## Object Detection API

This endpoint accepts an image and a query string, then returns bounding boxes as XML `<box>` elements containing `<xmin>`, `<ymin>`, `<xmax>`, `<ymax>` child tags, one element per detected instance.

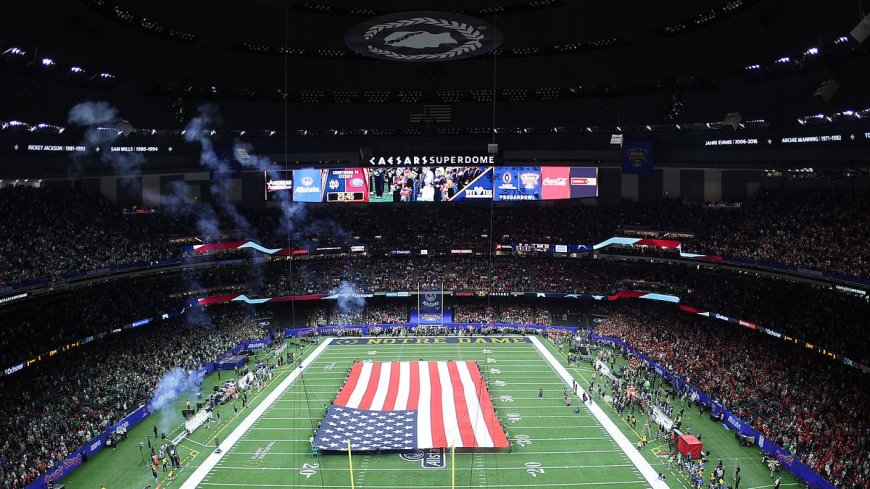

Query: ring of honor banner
<box><xmin>414</xmin><ymin>287</ymin><xmax>449</xmax><ymax>324</ymax></box>
<box><xmin>621</xmin><ymin>141</ymin><xmax>655</xmax><ymax>174</ymax></box>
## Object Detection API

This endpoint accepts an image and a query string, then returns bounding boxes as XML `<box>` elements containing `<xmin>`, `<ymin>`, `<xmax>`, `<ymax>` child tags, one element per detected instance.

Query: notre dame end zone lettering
<box><xmin>332</xmin><ymin>337</ymin><xmax>532</xmax><ymax>346</ymax></box>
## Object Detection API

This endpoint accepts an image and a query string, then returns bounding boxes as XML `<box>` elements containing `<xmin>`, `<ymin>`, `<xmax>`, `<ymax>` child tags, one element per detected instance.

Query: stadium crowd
<box><xmin>2</xmin><ymin>186</ymin><xmax>870</xmax><ymax>288</ymax></box>
<box><xmin>4</xmin><ymin>254</ymin><xmax>868</xmax><ymax>372</ymax></box>
<box><xmin>596</xmin><ymin>304</ymin><xmax>870</xmax><ymax>489</ymax></box>
<box><xmin>308</xmin><ymin>304</ymin><xmax>409</xmax><ymax>326</ymax></box>
<box><xmin>0</xmin><ymin>307</ymin><xmax>264</xmax><ymax>489</ymax></box>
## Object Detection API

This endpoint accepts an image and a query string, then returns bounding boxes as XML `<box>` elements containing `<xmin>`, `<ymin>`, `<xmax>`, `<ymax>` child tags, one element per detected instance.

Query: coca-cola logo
<box><xmin>543</xmin><ymin>177</ymin><xmax>567</xmax><ymax>186</ymax></box>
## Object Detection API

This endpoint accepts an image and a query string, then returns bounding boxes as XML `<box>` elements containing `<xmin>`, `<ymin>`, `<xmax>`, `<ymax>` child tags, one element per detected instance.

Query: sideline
<box><xmin>179</xmin><ymin>338</ymin><xmax>334</xmax><ymax>489</ymax></box>
<box><xmin>528</xmin><ymin>335</ymin><xmax>668</xmax><ymax>489</ymax></box>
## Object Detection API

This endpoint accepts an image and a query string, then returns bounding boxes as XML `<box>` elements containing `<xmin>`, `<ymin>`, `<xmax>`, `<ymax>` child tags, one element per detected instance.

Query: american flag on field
<box><xmin>314</xmin><ymin>361</ymin><xmax>509</xmax><ymax>451</ymax></box>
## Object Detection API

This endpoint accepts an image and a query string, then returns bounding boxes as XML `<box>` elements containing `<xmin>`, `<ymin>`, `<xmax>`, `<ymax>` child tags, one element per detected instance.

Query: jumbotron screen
<box><xmin>266</xmin><ymin>166</ymin><xmax>597</xmax><ymax>202</ymax></box>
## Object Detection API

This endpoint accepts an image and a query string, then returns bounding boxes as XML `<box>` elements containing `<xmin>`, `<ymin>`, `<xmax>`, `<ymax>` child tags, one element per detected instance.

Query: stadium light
<box><xmin>70</xmin><ymin>66</ymin><xmax>84</xmax><ymax>73</ymax></box>
<box><xmin>41</xmin><ymin>58</ymin><xmax>54</xmax><ymax>66</ymax></box>
<box><xmin>3</xmin><ymin>47</ymin><xmax>25</xmax><ymax>56</ymax></box>
<box><xmin>804</xmin><ymin>47</ymin><xmax>819</xmax><ymax>55</ymax></box>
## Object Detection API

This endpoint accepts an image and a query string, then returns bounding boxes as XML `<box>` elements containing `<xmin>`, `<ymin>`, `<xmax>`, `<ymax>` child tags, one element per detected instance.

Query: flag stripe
<box><xmin>334</xmin><ymin>363</ymin><xmax>363</xmax><ymax>406</ymax></box>
<box><xmin>468</xmin><ymin>361</ymin><xmax>509</xmax><ymax>447</ymax></box>
<box><xmin>438</xmin><ymin>361</ymin><xmax>462</xmax><ymax>448</ymax></box>
<box><xmin>406</xmin><ymin>361</ymin><xmax>420</xmax><ymax>410</ymax></box>
<box><xmin>428</xmin><ymin>362</ymin><xmax>447</xmax><ymax>448</ymax></box>
<box><xmin>455</xmin><ymin>361</ymin><xmax>494</xmax><ymax>447</ymax></box>
<box><xmin>416</xmin><ymin>361</ymin><xmax>433</xmax><ymax>448</ymax></box>
<box><xmin>381</xmin><ymin>361</ymin><xmax>402</xmax><ymax>411</ymax></box>
<box><xmin>447</xmin><ymin>361</ymin><xmax>477</xmax><ymax>447</ymax></box>
<box><xmin>358</xmin><ymin>362</ymin><xmax>383</xmax><ymax>410</ymax></box>
<box><xmin>368</xmin><ymin>361</ymin><xmax>392</xmax><ymax>410</ymax></box>
<box><xmin>346</xmin><ymin>362</ymin><xmax>374</xmax><ymax>408</ymax></box>
<box><xmin>394</xmin><ymin>361</ymin><xmax>412</xmax><ymax>410</ymax></box>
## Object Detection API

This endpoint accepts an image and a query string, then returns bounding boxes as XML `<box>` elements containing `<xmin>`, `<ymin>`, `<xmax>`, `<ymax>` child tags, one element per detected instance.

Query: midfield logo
<box><xmin>399</xmin><ymin>448</ymin><xmax>446</xmax><ymax>468</ymax></box>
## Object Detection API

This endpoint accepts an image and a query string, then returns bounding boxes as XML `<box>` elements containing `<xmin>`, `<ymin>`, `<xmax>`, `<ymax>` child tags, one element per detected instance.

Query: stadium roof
<box><xmin>2</xmin><ymin>0</ymin><xmax>869</xmax><ymax>132</ymax></box>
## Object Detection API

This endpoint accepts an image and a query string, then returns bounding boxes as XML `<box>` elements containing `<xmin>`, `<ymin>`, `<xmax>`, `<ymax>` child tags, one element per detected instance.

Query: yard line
<box><xmin>220</xmin><ymin>448</ymin><xmax>628</xmax><ymax>456</ymax></box>
<box><xmin>208</xmin><ymin>463</ymin><xmax>636</xmax><ymax>471</ymax></box>
<box><xmin>198</xmin><ymin>481</ymin><xmax>649</xmax><ymax>488</ymax></box>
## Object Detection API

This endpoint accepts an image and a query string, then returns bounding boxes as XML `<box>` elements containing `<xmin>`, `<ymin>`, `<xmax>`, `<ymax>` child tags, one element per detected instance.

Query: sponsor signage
<box><xmin>4</xmin><ymin>363</ymin><xmax>24</xmax><ymax>376</ymax></box>
<box><xmin>0</xmin><ymin>292</ymin><xmax>27</xmax><ymax>304</ymax></box>
<box><xmin>367</xmin><ymin>155</ymin><xmax>496</xmax><ymax>166</ymax></box>
<box><xmin>494</xmin><ymin>166</ymin><xmax>597</xmax><ymax>201</ymax></box>
<box><xmin>265</xmin><ymin>172</ymin><xmax>292</xmax><ymax>196</ymax></box>
<box><xmin>834</xmin><ymin>284</ymin><xmax>866</xmax><ymax>296</ymax></box>
<box><xmin>291</xmin><ymin>169</ymin><xmax>323</xmax><ymax>202</ymax></box>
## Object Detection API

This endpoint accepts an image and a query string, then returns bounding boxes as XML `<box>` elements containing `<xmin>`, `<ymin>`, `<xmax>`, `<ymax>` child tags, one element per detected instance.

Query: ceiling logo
<box><xmin>346</xmin><ymin>12</ymin><xmax>502</xmax><ymax>62</ymax></box>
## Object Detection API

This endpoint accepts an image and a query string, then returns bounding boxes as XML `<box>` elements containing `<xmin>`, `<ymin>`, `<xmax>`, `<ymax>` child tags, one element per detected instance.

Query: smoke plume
<box><xmin>334</xmin><ymin>280</ymin><xmax>366</xmax><ymax>313</ymax></box>
<box><xmin>150</xmin><ymin>367</ymin><xmax>204</xmax><ymax>435</ymax></box>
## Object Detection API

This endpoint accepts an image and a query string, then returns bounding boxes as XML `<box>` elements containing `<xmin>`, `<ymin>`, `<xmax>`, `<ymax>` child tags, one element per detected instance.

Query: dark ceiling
<box><xmin>1</xmin><ymin>0</ymin><xmax>869</xmax><ymax>131</ymax></box>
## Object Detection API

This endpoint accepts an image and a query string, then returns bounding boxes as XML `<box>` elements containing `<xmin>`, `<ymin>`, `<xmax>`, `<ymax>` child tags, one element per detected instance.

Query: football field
<box><xmin>187</xmin><ymin>337</ymin><xmax>657</xmax><ymax>489</ymax></box>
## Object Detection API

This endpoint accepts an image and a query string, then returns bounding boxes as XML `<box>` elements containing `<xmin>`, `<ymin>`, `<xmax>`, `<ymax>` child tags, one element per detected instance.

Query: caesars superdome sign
<box><xmin>346</xmin><ymin>12</ymin><xmax>502</xmax><ymax>62</ymax></box>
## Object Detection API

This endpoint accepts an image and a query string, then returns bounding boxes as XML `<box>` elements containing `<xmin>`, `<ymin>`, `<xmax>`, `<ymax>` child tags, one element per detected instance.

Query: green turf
<box><xmin>63</xmin><ymin>337</ymin><xmax>808</xmax><ymax>489</ymax></box>
<box><xmin>62</xmin><ymin>339</ymin><xmax>319</xmax><ymax>489</ymax></box>
<box><xmin>547</xmin><ymin>340</ymin><xmax>803</xmax><ymax>489</ymax></box>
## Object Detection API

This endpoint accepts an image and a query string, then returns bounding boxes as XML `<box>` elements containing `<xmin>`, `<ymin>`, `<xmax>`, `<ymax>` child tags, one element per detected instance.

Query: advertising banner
<box><xmin>495</xmin><ymin>167</ymin><xmax>598</xmax><ymax>200</ymax></box>
<box><xmin>233</xmin><ymin>338</ymin><xmax>272</xmax><ymax>354</ymax></box>
<box><xmin>264</xmin><ymin>169</ymin><xmax>293</xmax><ymax>200</ymax></box>
<box><xmin>541</xmin><ymin>166</ymin><xmax>571</xmax><ymax>200</ymax></box>
<box><xmin>292</xmin><ymin>169</ymin><xmax>323</xmax><ymax>202</ymax></box>
<box><xmin>569</xmin><ymin>167</ymin><xmax>599</xmax><ymax>198</ymax></box>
